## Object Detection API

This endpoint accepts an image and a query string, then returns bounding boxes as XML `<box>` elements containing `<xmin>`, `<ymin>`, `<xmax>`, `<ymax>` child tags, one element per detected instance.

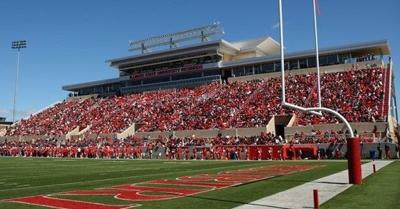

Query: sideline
<box><xmin>233</xmin><ymin>160</ymin><xmax>393</xmax><ymax>209</ymax></box>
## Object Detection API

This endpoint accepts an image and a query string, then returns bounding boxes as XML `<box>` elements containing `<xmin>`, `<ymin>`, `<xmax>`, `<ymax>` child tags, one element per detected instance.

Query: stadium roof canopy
<box><xmin>220</xmin><ymin>39</ymin><xmax>390</xmax><ymax>68</ymax></box>
<box><xmin>62</xmin><ymin>77</ymin><xmax>130</xmax><ymax>91</ymax></box>
<box><xmin>107</xmin><ymin>36</ymin><xmax>281</xmax><ymax>70</ymax></box>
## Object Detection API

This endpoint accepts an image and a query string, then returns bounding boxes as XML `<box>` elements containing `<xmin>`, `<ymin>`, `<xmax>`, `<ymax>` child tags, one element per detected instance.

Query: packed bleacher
<box><xmin>5</xmin><ymin>67</ymin><xmax>386</xmax><ymax>136</ymax></box>
<box><xmin>296</xmin><ymin>67</ymin><xmax>385</xmax><ymax>125</ymax></box>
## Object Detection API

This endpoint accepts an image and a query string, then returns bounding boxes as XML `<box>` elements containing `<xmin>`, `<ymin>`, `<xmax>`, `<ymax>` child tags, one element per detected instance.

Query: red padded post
<box><xmin>313</xmin><ymin>189</ymin><xmax>319</xmax><ymax>209</ymax></box>
<box><xmin>347</xmin><ymin>137</ymin><xmax>362</xmax><ymax>184</ymax></box>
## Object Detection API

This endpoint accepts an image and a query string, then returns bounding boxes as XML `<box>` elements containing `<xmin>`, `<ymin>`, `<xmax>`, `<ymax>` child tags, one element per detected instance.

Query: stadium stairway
<box><xmin>65</xmin><ymin>125</ymin><xmax>92</xmax><ymax>140</ymax></box>
<box><xmin>116</xmin><ymin>123</ymin><xmax>136</xmax><ymax>139</ymax></box>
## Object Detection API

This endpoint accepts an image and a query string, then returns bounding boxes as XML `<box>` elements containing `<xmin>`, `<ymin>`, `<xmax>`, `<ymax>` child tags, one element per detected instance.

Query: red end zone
<box><xmin>5</xmin><ymin>195</ymin><xmax>138</xmax><ymax>209</ymax></box>
<box><xmin>3</xmin><ymin>164</ymin><xmax>316</xmax><ymax>209</ymax></box>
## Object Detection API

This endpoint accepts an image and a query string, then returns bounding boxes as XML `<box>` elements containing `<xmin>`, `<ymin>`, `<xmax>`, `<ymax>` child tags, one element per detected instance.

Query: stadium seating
<box><xmin>6</xmin><ymin>67</ymin><xmax>386</xmax><ymax>136</ymax></box>
<box><xmin>296</xmin><ymin>67</ymin><xmax>385</xmax><ymax>125</ymax></box>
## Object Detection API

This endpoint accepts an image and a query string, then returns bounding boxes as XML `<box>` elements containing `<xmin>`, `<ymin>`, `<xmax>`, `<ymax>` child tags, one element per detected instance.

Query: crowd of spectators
<box><xmin>0</xmin><ymin>131</ymin><xmax>284</xmax><ymax>160</ymax></box>
<box><xmin>296</xmin><ymin>67</ymin><xmax>385</xmax><ymax>125</ymax></box>
<box><xmin>0</xmin><ymin>136</ymin><xmax>145</xmax><ymax>159</ymax></box>
<box><xmin>6</xmin><ymin>67</ymin><xmax>386</xmax><ymax>136</ymax></box>
<box><xmin>291</xmin><ymin>129</ymin><xmax>374</xmax><ymax>144</ymax></box>
<box><xmin>0</xmin><ymin>128</ymin><xmax>385</xmax><ymax>160</ymax></box>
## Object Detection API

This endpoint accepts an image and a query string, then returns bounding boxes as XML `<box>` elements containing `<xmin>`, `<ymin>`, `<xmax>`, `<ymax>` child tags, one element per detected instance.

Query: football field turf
<box><xmin>0</xmin><ymin>157</ymin><xmax>397</xmax><ymax>209</ymax></box>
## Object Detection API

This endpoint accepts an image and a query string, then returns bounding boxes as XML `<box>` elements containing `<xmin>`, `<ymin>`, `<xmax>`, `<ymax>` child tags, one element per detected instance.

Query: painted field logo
<box><xmin>3</xmin><ymin>165</ymin><xmax>316</xmax><ymax>209</ymax></box>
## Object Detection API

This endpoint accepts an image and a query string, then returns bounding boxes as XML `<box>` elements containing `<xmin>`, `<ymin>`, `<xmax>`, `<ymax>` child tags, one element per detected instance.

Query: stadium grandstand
<box><xmin>2</xmin><ymin>0</ymin><xmax>400</xmax><ymax>208</ymax></box>
<box><xmin>1</xmin><ymin>23</ymin><xmax>398</xmax><ymax>160</ymax></box>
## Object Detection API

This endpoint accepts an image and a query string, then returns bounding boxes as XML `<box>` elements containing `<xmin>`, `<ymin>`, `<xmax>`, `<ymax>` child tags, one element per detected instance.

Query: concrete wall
<box><xmin>0</xmin><ymin>135</ymin><xmax>65</xmax><ymax>142</ymax></box>
<box><xmin>85</xmin><ymin>133</ymin><xmax>116</xmax><ymax>140</ymax></box>
<box><xmin>135</xmin><ymin>127</ymin><xmax>268</xmax><ymax>139</ymax></box>
<box><xmin>316</xmin><ymin>142</ymin><xmax>397</xmax><ymax>159</ymax></box>
<box><xmin>285</xmin><ymin>122</ymin><xmax>387</xmax><ymax>137</ymax></box>
<box><xmin>135</xmin><ymin>131</ymin><xmax>172</xmax><ymax>139</ymax></box>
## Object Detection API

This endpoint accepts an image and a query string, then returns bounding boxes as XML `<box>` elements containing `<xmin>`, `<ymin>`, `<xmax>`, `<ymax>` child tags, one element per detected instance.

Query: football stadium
<box><xmin>0</xmin><ymin>0</ymin><xmax>399</xmax><ymax>209</ymax></box>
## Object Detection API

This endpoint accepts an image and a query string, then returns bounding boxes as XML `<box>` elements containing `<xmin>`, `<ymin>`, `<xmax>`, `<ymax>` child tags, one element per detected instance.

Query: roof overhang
<box><xmin>230</xmin><ymin>36</ymin><xmax>280</xmax><ymax>55</ymax></box>
<box><xmin>106</xmin><ymin>36</ymin><xmax>281</xmax><ymax>70</ymax></box>
<box><xmin>62</xmin><ymin>76</ymin><xmax>130</xmax><ymax>91</ymax></box>
<box><xmin>107</xmin><ymin>40</ymin><xmax>225</xmax><ymax>69</ymax></box>
<box><xmin>220</xmin><ymin>39</ymin><xmax>390</xmax><ymax>68</ymax></box>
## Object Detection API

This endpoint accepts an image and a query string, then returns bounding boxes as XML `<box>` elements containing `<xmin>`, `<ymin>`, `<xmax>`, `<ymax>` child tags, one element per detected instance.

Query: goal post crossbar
<box><xmin>283</xmin><ymin>103</ymin><xmax>354</xmax><ymax>138</ymax></box>
<box><xmin>277</xmin><ymin>0</ymin><xmax>353</xmax><ymax>137</ymax></box>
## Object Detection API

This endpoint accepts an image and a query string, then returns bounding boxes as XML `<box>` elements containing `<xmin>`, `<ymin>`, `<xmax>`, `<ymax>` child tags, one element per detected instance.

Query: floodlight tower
<box><xmin>277</xmin><ymin>0</ymin><xmax>362</xmax><ymax>184</ymax></box>
<box><xmin>128</xmin><ymin>22</ymin><xmax>223</xmax><ymax>54</ymax></box>
<box><xmin>11</xmin><ymin>40</ymin><xmax>27</xmax><ymax>123</ymax></box>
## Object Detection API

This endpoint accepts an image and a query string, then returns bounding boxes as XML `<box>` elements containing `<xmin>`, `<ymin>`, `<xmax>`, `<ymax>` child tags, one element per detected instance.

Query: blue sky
<box><xmin>0</xmin><ymin>0</ymin><xmax>399</xmax><ymax>121</ymax></box>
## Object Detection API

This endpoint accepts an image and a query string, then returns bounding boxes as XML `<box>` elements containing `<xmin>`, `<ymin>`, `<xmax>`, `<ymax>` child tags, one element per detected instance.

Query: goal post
<box><xmin>277</xmin><ymin>0</ymin><xmax>362</xmax><ymax>184</ymax></box>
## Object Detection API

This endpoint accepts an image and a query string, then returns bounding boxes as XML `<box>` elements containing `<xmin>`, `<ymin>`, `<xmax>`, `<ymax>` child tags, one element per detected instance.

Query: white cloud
<box><xmin>272</xmin><ymin>22</ymin><xmax>280</xmax><ymax>30</ymax></box>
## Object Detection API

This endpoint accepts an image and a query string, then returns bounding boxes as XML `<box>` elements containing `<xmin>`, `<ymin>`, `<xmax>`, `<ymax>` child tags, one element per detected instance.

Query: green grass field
<box><xmin>321</xmin><ymin>160</ymin><xmax>400</xmax><ymax>209</ymax></box>
<box><xmin>0</xmin><ymin>157</ymin><xmax>397</xmax><ymax>209</ymax></box>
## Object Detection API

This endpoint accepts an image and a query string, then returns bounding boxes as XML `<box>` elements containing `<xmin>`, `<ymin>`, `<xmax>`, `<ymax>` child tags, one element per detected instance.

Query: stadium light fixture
<box><xmin>278</xmin><ymin>0</ymin><xmax>362</xmax><ymax>184</ymax></box>
<box><xmin>129</xmin><ymin>22</ymin><xmax>224</xmax><ymax>54</ymax></box>
<box><xmin>11</xmin><ymin>40</ymin><xmax>27</xmax><ymax>123</ymax></box>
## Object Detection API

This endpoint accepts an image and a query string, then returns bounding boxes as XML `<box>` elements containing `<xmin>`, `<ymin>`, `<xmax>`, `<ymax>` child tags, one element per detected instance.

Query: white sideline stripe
<box><xmin>233</xmin><ymin>160</ymin><xmax>393</xmax><ymax>209</ymax></box>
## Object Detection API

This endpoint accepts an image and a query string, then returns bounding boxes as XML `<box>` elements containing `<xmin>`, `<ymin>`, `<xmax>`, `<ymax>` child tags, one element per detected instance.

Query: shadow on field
<box><xmin>265</xmin><ymin>178</ymin><xmax>349</xmax><ymax>186</ymax></box>
<box><xmin>182</xmin><ymin>176</ymin><xmax>292</xmax><ymax>209</ymax></box>
<box><xmin>263</xmin><ymin>175</ymin><xmax>348</xmax><ymax>185</ymax></box>
<box><xmin>185</xmin><ymin>195</ymin><xmax>291</xmax><ymax>209</ymax></box>
<box><xmin>183</xmin><ymin>174</ymin><xmax>348</xmax><ymax>208</ymax></box>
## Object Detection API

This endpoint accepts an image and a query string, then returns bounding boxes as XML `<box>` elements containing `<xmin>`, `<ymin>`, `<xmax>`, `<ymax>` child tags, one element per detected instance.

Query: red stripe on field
<box><xmin>112</xmin><ymin>184</ymin><xmax>206</xmax><ymax>201</ymax></box>
<box><xmin>61</xmin><ymin>189</ymin><xmax>118</xmax><ymax>196</ymax></box>
<box><xmin>215</xmin><ymin>174</ymin><xmax>267</xmax><ymax>183</ymax></box>
<box><xmin>62</xmin><ymin>185</ymin><xmax>205</xmax><ymax>201</ymax></box>
<box><xmin>6</xmin><ymin>195</ymin><xmax>134</xmax><ymax>209</ymax></box>
<box><xmin>177</xmin><ymin>174</ymin><xmax>215</xmax><ymax>181</ymax></box>
<box><xmin>115</xmin><ymin>191</ymin><xmax>178</xmax><ymax>201</ymax></box>
<box><xmin>112</xmin><ymin>184</ymin><xmax>204</xmax><ymax>195</ymax></box>
<box><xmin>148</xmin><ymin>179</ymin><xmax>233</xmax><ymax>189</ymax></box>
<box><xmin>62</xmin><ymin>189</ymin><xmax>176</xmax><ymax>201</ymax></box>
